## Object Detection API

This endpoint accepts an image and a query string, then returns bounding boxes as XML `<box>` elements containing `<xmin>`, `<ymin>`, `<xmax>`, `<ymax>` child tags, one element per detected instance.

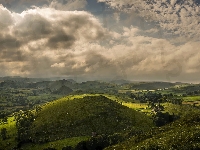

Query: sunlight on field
<box><xmin>183</xmin><ymin>96</ymin><xmax>200</xmax><ymax>101</ymax></box>
<box><xmin>122</xmin><ymin>102</ymin><xmax>147</xmax><ymax>109</ymax></box>
<box><xmin>122</xmin><ymin>102</ymin><xmax>152</xmax><ymax>115</ymax></box>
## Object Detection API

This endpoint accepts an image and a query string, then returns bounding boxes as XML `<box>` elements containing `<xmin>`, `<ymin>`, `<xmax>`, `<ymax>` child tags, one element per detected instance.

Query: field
<box><xmin>183</xmin><ymin>96</ymin><xmax>200</xmax><ymax>101</ymax></box>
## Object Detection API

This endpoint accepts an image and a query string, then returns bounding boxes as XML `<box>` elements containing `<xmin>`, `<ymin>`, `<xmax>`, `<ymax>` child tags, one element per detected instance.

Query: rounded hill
<box><xmin>30</xmin><ymin>95</ymin><xmax>153</xmax><ymax>143</ymax></box>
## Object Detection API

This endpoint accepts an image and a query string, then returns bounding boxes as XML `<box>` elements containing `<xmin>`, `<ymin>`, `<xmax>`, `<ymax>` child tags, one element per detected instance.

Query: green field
<box><xmin>183</xmin><ymin>96</ymin><xmax>200</xmax><ymax>101</ymax></box>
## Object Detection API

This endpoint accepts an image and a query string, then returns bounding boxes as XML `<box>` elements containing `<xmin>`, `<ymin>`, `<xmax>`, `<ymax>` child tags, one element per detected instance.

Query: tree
<box><xmin>14</xmin><ymin>110</ymin><xmax>35</xmax><ymax>142</ymax></box>
<box><xmin>2</xmin><ymin>116</ymin><xmax>8</xmax><ymax>123</ymax></box>
<box><xmin>153</xmin><ymin>112</ymin><xmax>175</xmax><ymax>127</ymax></box>
<box><xmin>1</xmin><ymin>128</ymin><xmax>7</xmax><ymax>140</ymax></box>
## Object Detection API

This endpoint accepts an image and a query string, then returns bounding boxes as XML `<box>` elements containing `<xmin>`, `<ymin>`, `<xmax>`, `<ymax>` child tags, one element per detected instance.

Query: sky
<box><xmin>0</xmin><ymin>0</ymin><xmax>200</xmax><ymax>82</ymax></box>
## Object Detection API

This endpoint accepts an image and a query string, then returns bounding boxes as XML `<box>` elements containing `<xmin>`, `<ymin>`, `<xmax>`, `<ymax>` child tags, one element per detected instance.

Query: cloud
<box><xmin>49</xmin><ymin>0</ymin><xmax>87</xmax><ymax>11</ymax></box>
<box><xmin>0</xmin><ymin>4</ymin><xmax>14</xmax><ymax>30</ymax></box>
<box><xmin>51</xmin><ymin>62</ymin><xmax>65</xmax><ymax>68</ymax></box>
<box><xmin>0</xmin><ymin>5</ymin><xmax>108</xmax><ymax>77</ymax></box>
<box><xmin>6</xmin><ymin>6</ymin><xmax>106</xmax><ymax>48</ymax></box>
<box><xmin>98</xmin><ymin>0</ymin><xmax>200</xmax><ymax>41</ymax></box>
<box><xmin>0</xmin><ymin>3</ymin><xmax>200</xmax><ymax>82</ymax></box>
<box><xmin>0</xmin><ymin>0</ymin><xmax>87</xmax><ymax>12</ymax></box>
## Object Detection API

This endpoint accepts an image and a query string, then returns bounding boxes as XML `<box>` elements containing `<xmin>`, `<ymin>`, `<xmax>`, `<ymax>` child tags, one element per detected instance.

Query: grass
<box><xmin>122</xmin><ymin>102</ymin><xmax>147</xmax><ymax>109</ymax></box>
<box><xmin>121</xmin><ymin>102</ymin><xmax>151</xmax><ymax>114</ymax></box>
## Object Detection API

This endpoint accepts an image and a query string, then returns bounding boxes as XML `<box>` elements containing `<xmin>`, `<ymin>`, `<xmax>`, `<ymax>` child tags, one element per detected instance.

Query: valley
<box><xmin>0</xmin><ymin>77</ymin><xmax>200</xmax><ymax>150</ymax></box>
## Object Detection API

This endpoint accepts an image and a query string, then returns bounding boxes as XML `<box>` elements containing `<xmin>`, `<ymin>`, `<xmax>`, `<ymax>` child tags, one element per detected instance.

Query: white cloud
<box><xmin>0</xmin><ymin>4</ymin><xmax>14</xmax><ymax>30</ymax></box>
<box><xmin>98</xmin><ymin>0</ymin><xmax>200</xmax><ymax>41</ymax></box>
<box><xmin>51</xmin><ymin>63</ymin><xmax>65</xmax><ymax>68</ymax></box>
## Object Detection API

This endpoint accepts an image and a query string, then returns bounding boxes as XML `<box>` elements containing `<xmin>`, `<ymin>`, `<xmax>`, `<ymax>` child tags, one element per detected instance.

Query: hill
<box><xmin>29</xmin><ymin>95</ymin><xmax>153</xmax><ymax>143</ymax></box>
<box><xmin>127</xmin><ymin>82</ymin><xmax>182</xmax><ymax>90</ymax></box>
<box><xmin>105</xmin><ymin>109</ymin><xmax>200</xmax><ymax>150</ymax></box>
<box><xmin>52</xmin><ymin>85</ymin><xmax>73</xmax><ymax>95</ymax></box>
<box><xmin>110</xmin><ymin>79</ymin><xmax>133</xmax><ymax>85</ymax></box>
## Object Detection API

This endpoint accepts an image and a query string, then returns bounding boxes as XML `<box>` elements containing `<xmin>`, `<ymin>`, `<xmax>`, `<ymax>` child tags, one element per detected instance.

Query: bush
<box><xmin>0</xmin><ymin>128</ymin><xmax>7</xmax><ymax>140</ymax></box>
<box><xmin>74</xmin><ymin>141</ymin><xmax>88</xmax><ymax>150</ymax></box>
<box><xmin>62</xmin><ymin>146</ymin><xmax>73</xmax><ymax>150</ymax></box>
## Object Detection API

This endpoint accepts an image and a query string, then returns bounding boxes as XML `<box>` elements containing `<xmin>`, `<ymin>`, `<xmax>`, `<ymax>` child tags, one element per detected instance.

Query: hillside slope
<box><xmin>29</xmin><ymin>95</ymin><xmax>153</xmax><ymax>143</ymax></box>
<box><xmin>105</xmin><ymin>110</ymin><xmax>200</xmax><ymax>150</ymax></box>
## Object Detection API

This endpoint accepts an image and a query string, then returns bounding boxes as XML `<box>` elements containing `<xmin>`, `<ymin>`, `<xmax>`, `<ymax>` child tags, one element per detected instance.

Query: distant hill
<box><xmin>30</xmin><ymin>95</ymin><xmax>153</xmax><ymax>143</ymax></box>
<box><xmin>110</xmin><ymin>79</ymin><xmax>133</xmax><ymax>85</ymax></box>
<box><xmin>0</xmin><ymin>76</ymin><xmax>50</xmax><ymax>83</ymax></box>
<box><xmin>52</xmin><ymin>85</ymin><xmax>73</xmax><ymax>95</ymax></box>
<box><xmin>129</xmin><ymin>82</ymin><xmax>181</xmax><ymax>90</ymax></box>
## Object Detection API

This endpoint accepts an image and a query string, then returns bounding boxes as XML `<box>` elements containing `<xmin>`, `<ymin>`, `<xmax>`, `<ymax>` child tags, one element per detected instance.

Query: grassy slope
<box><xmin>105</xmin><ymin>108</ymin><xmax>200</xmax><ymax>150</ymax></box>
<box><xmin>30</xmin><ymin>95</ymin><xmax>153</xmax><ymax>143</ymax></box>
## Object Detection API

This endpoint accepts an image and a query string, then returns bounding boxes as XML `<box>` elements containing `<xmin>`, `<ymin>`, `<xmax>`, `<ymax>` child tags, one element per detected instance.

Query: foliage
<box><xmin>14</xmin><ymin>110</ymin><xmax>36</xmax><ymax>143</ymax></box>
<box><xmin>74</xmin><ymin>133</ymin><xmax>125</xmax><ymax>150</ymax></box>
<box><xmin>0</xmin><ymin>128</ymin><xmax>7</xmax><ymax>140</ymax></box>
<box><xmin>152</xmin><ymin>112</ymin><xmax>177</xmax><ymax>127</ymax></box>
<box><xmin>21</xmin><ymin>136</ymin><xmax>89</xmax><ymax>150</ymax></box>
<box><xmin>105</xmin><ymin>109</ymin><xmax>200</xmax><ymax>150</ymax></box>
<box><xmin>0</xmin><ymin>116</ymin><xmax>18</xmax><ymax>149</ymax></box>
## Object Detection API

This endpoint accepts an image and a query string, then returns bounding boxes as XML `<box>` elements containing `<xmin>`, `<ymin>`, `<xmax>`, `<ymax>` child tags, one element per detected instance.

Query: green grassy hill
<box><xmin>105</xmin><ymin>109</ymin><xmax>200</xmax><ymax>150</ymax></box>
<box><xmin>29</xmin><ymin>95</ymin><xmax>153</xmax><ymax>143</ymax></box>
